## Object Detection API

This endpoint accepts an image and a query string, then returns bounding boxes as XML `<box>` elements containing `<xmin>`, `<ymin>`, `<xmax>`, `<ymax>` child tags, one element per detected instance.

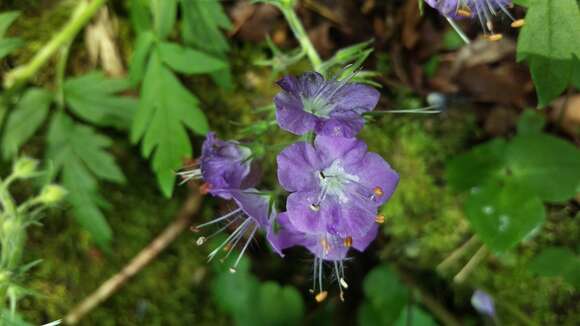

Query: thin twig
<box><xmin>64</xmin><ymin>191</ymin><xmax>203</xmax><ymax>324</ymax></box>
<box><xmin>453</xmin><ymin>245</ymin><xmax>489</xmax><ymax>284</ymax></box>
<box><xmin>437</xmin><ymin>235</ymin><xmax>480</xmax><ymax>273</ymax></box>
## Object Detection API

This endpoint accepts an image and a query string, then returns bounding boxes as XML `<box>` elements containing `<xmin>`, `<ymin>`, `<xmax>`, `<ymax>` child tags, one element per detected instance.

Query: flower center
<box><xmin>316</xmin><ymin>160</ymin><xmax>359</xmax><ymax>204</ymax></box>
<box><xmin>302</xmin><ymin>96</ymin><xmax>333</xmax><ymax>118</ymax></box>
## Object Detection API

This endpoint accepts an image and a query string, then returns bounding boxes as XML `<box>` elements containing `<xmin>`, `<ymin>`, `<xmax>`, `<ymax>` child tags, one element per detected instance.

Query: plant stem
<box><xmin>453</xmin><ymin>245</ymin><xmax>489</xmax><ymax>284</ymax></box>
<box><xmin>437</xmin><ymin>235</ymin><xmax>480</xmax><ymax>272</ymax></box>
<box><xmin>280</xmin><ymin>4</ymin><xmax>322</xmax><ymax>72</ymax></box>
<box><xmin>2</xmin><ymin>0</ymin><xmax>107</xmax><ymax>90</ymax></box>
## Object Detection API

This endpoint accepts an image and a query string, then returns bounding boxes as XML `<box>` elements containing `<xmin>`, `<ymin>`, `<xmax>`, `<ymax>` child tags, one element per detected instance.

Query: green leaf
<box><xmin>129</xmin><ymin>31</ymin><xmax>155</xmax><ymax>85</ymax></box>
<box><xmin>517</xmin><ymin>0</ymin><xmax>580</xmax><ymax>106</ymax></box>
<box><xmin>0</xmin><ymin>11</ymin><xmax>20</xmax><ymax>37</ymax></box>
<box><xmin>255</xmin><ymin>282</ymin><xmax>304</xmax><ymax>326</ymax></box>
<box><xmin>529</xmin><ymin>247</ymin><xmax>580</xmax><ymax>288</ymax></box>
<box><xmin>2</xmin><ymin>88</ymin><xmax>52</xmax><ymax>159</ymax></box>
<box><xmin>64</xmin><ymin>72</ymin><xmax>137</xmax><ymax>130</ymax></box>
<box><xmin>131</xmin><ymin>51</ymin><xmax>208</xmax><ymax>196</ymax></box>
<box><xmin>158</xmin><ymin>42</ymin><xmax>227</xmax><ymax>74</ymax></box>
<box><xmin>130</xmin><ymin>0</ymin><xmax>152</xmax><ymax>34</ymax></box>
<box><xmin>465</xmin><ymin>181</ymin><xmax>545</xmax><ymax>252</ymax></box>
<box><xmin>517</xmin><ymin>110</ymin><xmax>545</xmax><ymax>135</ymax></box>
<box><xmin>394</xmin><ymin>306</ymin><xmax>437</xmax><ymax>326</ymax></box>
<box><xmin>359</xmin><ymin>265</ymin><xmax>409</xmax><ymax>325</ymax></box>
<box><xmin>446</xmin><ymin>139</ymin><xmax>507</xmax><ymax>192</ymax></box>
<box><xmin>513</xmin><ymin>0</ymin><xmax>529</xmax><ymax>7</ymax></box>
<box><xmin>506</xmin><ymin>133</ymin><xmax>580</xmax><ymax>203</ymax></box>
<box><xmin>150</xmin><ymin>0</ymin><xmax>177</xmax><ymax>39</ymax></box>
<box><xmin>47</xmin><ymin>113</ymin><xmax>125</xmax><ymax>248</ymax></box>
<box><xmin>0</xmin><ymin>37</ymin><xmax>23</xmax><ymax>59</ymax></box>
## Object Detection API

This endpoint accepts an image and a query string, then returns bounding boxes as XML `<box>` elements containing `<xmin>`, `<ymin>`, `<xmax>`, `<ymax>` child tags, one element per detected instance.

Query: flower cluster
<box><xmin>424</xmin><ymin>0</ymin><xmax>524</xmax><ymax>41</ymax></box>
<box><xmin>184</xmin><ymin>72</ymin><xmax>399</xmax><ymax>301</ymax></box>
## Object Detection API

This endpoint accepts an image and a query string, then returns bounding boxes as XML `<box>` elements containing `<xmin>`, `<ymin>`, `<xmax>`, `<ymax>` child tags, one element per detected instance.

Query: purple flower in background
<box><xmin>471</xmin><ymin>290</ymin><xmax>496</xmax><ymax>319</ymax></box>
<box><xmin>424</xmin><ymin>0</ymin><xmax>524</xmax><ymax>40</ymax></box>
<box><xmin>267</xmin><ymin>212</ymin><xmax>379</xmax><ymax>302</ymax></box>
<box><xmin>277</xmin><ymin>136</ymin><xmax>399</xmax><ymax>239</ymax></box>
<box><xmin>194</xmin><ymin>189</ymin><xmax>274</xmax><ymax>273</ymax></box>
<box><xmin>179</xmin><ymin>132</ymin><xmax>257</xmax><ymax>199</ymax></box>
<box><xmin>274</xmin><ymin>72</ymin><xmax>380</xmax><ymax>137</ymax></box>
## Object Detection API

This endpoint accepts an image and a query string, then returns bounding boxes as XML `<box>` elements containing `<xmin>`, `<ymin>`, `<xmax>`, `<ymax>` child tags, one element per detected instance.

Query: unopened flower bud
<box><xmin>12</xmin><ymin>157</ymin><xmax>38</xmax><ymax>179</ymax></box>
<box><xmin>39</xmin><ymin>184</ymin><xmax>67</xmax><ymax>205</ymax></box>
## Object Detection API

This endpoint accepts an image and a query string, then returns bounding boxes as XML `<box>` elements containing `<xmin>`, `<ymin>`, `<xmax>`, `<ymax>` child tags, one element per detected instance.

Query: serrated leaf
<box><xmin>2</xmin><ymin>88</ymin><xmax>52</xmax><ymax>159</ymax></box>
<box><xmin>0</xmin><ymin>11</ymin><xmax>20</xmax><ymax>37</ymax></box>
<box><xmin>529</xmin><ymin>247</ymin><xmax>580</xmax><ymax>288</ymax></box>
<box><xmin>446</xmin><ymin>139</ymin><xmax>507</xmax><ymax>192</ymax></box>
<box><xmin>465</xmin><ymin>181</ymin><xmax>545</xmax><ymax>252</ymax></box>
<box><xmin>63</xmin><ymin>72</ymin><xmax>137</xmax><ymax>129</ymax></box>
<box><xmin>158</xmin><ymin>42</ymin><xmax>227</xmax><ymax>74</ymax></box>
<box><xmin>517</xmin><ymin>0</ymin><xmax>580</xmax><ymax>106</ymax></box>
<box><xmin>129</xmin><ymin>31</ymin><xmax>155</xmax><ymax>85</ymax></box>
<box><xmin>150</xmin><ymin>0</ymin><xmax>177</xmax><ymax>40</ymax></box>
<box><xmin>131</xmin><ymin>50</ymin><xmax>208</xmax><ymax>196</ymax></box>
<box><xmin>47</xmin><ymin>113</ymin><xmax>125</xmax><ymax>248</ymax></box>
<box><xmin>506</xmin><ymin>133</ymin><xmax>580</xmax><ymax>203</ymax></box>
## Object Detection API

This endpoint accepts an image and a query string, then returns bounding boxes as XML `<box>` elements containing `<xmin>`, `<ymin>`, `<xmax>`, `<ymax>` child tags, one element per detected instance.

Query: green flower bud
<box><xmin>12</xmin><ymin>157</ymin><xmax>39</xmax><ymax>179</ymax></box>
<box><xmin>39</xmin><ymin>184</ymin><xmax>67</xmax><ymax>205</ymax></box>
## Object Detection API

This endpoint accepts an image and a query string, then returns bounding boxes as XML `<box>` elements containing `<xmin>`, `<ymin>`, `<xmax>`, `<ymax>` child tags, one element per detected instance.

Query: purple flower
<box><xmin>267</xmin><ymin>212</ymin><xmax>378</xmax><ymax>301</ymax></box>
<box><xmin>277</xmin><ymin>136</ymin><xmax>399</xmax><ymax>239</ymax></box>
<box><xmin>424</xmin><ymin>0</ymin><xmax>524</xmax><ymax>38</ymax></box>
<box><xmin>194</xmin><ymin>189</ymin><xmax>274</xmax><ymax>273</ymax></box>
<box><xmin>471</xmin><ymin>290</ymin><xmax>496</xmax><ymax>319</ymax></box>
<box><xmin>274</xmin><ymin>72</ymin><xmax>380</xmax><ymax>138</ymax></box>
<box><xmin>179</xmin><ymin>132</ymin><xmax>258</xmax><ymax>199</ymax></box>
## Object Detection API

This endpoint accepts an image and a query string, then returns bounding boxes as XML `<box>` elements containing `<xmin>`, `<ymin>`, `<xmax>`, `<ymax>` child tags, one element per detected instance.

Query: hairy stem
<box><xmin>2</xmin><ymin>0</ymin><xmax>107</xmax><ymax>90</ymax></box>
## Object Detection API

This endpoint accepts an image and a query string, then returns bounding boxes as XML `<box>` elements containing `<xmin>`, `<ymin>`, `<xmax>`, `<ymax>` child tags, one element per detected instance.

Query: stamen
<box><xmin>207</xmin><ymin>218</ymin><xmax>251</xmax><ymax>261</ymax></box>
<box><xmin>375</xmin><ymin>215</ymin><xmax>385</xmax><ymax>224</ymax></box>
<box><xmin>486</xmin><ymin>33</ymin><xmax>503</xmax><ymax>41</ymax></box>
<box><xmin>195</xmin><ymin>208</ymin><xmax>242</xmax><ymax>230</ymax></box>
<box><xmin>511</xmin><ymin>19</ymin><xmax>525</xmax><ymax>28</ymax></box>
<box><xmin>229</xmin><ymin>267</ymin><xmax>237</xmax><ymax>273</ymax></box>
<box><xmin>196</xmin><ymin>236</ymin><xmax>206</xmax><ymax>246</ymax></box>
<box><xmin>343</xmin><ymin>236</ymin><xmax>353</xmax><ymax>248</ymax></box>
<box><xmin>310</xmin><ymin>203</ymin><xmax>320</xmax><ymax>212</ymax></box>
<box><xmin>315</xmin><ymin>291</ymin><xmax>328</xmax><ymax>303</ymax></box>
<box><xmin>190</xmin><ymin>226</ymin><xmax>200</xmax><ymax>233</ymax></box>
<box><xmin>340</xmin><ymin>278</ymin><xmax>349</xmax><ymax>289</ymax></box>
<box><xmin>200</xmin><ymin>182</ymin><xmax>211</xmax><ymax>194</ymax></box>
<box><xmin>320</xmin><ymin>238</ymin><xmax>331</xmax><ymax>255</ymax></box>
<box><xmin>373</xmin><ymin>186</ymin><xmax>384</xmax><ymax>198</ymax></box>
<box><xmin>457</xmin><ymin>8</ymin><xmax>472</xmax><ymax>17</ymax></box>
<box><xmin>230</xmin><ymin>223</ymin><xmax>259</xmax><ymax>272</ymax></box>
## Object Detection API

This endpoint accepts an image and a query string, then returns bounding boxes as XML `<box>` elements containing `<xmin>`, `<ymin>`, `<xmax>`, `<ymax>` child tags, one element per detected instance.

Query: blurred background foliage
<box><xmin>0</xmin><ymin>0</ymin><xmax>579</xmax><ymax>325</ymax></box>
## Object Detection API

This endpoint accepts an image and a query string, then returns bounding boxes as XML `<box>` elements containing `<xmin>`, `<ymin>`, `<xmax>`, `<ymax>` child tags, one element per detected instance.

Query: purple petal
<box><xmin>276</xmin><ymin>75</ymin><xmax>299</xmax><ymax>93</ymax></box>
<box><xmin>274</xmin><ymin>92</ymin><xmax>318</xmax><ymax>135</ymax></box>
<box><xmin>314</xmin><ymin>136</ymin><xmax>367</xmax><ymax>166</ymax></box>
<box><xmin>230</xmin><ymin>189</ymin><xmax>271</xmax><ymax>228</ymax></box>
<box><xmin>345</xmin><ymin>152</ymin><xmax>399</xmax><ymax>206</ymax></box>
<box><xmin>315</xmin><ymin>113</ymin><xmax>365</xmax><ymax>138</ymax></box>
<box><xmin>267</xmin><ymin>212</ymin><xmax>306</xmax><ymax>257</ymax></box>
<box><xmin>297</xmin><ymin>72</ymin><xmax>326</xmax><ymax>97</ymax></box>
<box><xmin>331</xmin><ymin>83</ymin><xmax>380</xmax><ymax>114</ymax></box>
<box><xmin>471</xmin><ymin>290</ymin><xmax>496</xmax><ymax>318</ymax></box>
<box><xmin>352</xmin><ymin>223</ymin><xmax>379</xmax><ymax>252</ymax></box>
<box><xmin>276</xmin><ymin>142</ymin><xmax>321</xmax><ymax>192</ymax></box>
<box><xmin>286</xmin><ymin>191</ymin><xmax>327</xmax><ymax>234</ymax></box>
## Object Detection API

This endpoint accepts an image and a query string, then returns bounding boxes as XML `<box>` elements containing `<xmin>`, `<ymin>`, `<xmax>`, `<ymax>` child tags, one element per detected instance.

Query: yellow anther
<box><xmin>315</xmin><ymin>291</ymin><xmax>328</xmax><ymax>303</ymax></box>
<box><xmin>457</xmin><ymin>8</ymin><xmax>472</xmax><ymax>17</ymax></box>
<box><xmin>190</xmin><ymin>226</ymin><xmax>200</xmax><ymax>233</ymax></box>
<box><xmin>320</xmin><ymin>238</ymin><xmax>331</xmax><ymax>254</ymax></box>
<box><xmin>196</xmin><ymin>236</ymin><xmax>206</xmax><ymax>246</ymax></box>
<box><xmin>343</xmin><ymin>236</ymin><xmax>353</xmax><ymax>248</ymax></box>
<box><xmin>310</xmin><ymin>203</ymin><xmax>320</xmax><ymax>212</ymax></box>
<box><xmin>486</xmin><ymin>34</ymin><xmax>503</xmax><ymax>42</ymax></box>
<box><xmin>375</xmin><ymin>215</ymin><xmax>385</xmax><ymax>224</ymax></box>
<box><xmin>511</xmin><ymin>19</ymin><xmax>525</xmax><ymax>28</ymax></box>
<box><xmin>340</xmin><ymin>278</ymin><xmax>349</xmax><ymax>289</ymax></box>
<box><xmin>373</xmin><ymin>186</ymin><xmax>384</xmax><ymax>198</ymax></box>
<box><xmin>223</xmin><ymin>243</ymin><xmax>232</xmax><ymax>252</ymax></box>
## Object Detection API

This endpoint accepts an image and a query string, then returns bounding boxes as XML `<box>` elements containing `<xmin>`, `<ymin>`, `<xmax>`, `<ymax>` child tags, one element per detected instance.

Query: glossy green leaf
<box><xmin>47</xmin><ymin>113</ymin><xmax>125</xmax><ymax>248</ymax></box>
<box><xmin>64</xmin><ymin>72</ymin><xmax>137</xmax><ymax>130</ymax></box>
<box><xmin>506</xmin><ymin>133</ymin><xmax>580</xmax><ymax>203</ymax></box>
<box><xmin>150</xmin><ymin>0</ymin><xmax>177</xmax><ymax>40</ymax></box>
<box><xmin>446</xmin><ymin>139</ymin><xmax>507</xmax><ymax>192</ymax></box>
<box><xmin>131</xmin><ymin>51</ymin><xmax>208</xmax><ymax>196</ymax></box>
<box><xmin>158</xmin><ymin>42</ymin><xmax>227</xmax><ymax>74</ymax></box>
<box><xmin>2</xmin><ymin>88</ymin><xmax>52</xmax><ymax>159</ymax></box>
<box><xmin>517</xmin><ymin>0</ymin><xmax>580</xmax><ymax>106</ymax></box>
<box><xmin>529</xmin><ymin>247</ymin><xmax>580</xmax><ymax>288</ymax></box>
<box><xmin>465</xmin><ymin>181</ymin><xmax>545</xmax><ymax>252</ymax></box>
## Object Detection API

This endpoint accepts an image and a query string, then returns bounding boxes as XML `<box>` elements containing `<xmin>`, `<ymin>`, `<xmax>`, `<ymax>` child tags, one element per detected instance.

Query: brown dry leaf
<box><xmin>456</xmin><ymin>64</ymin><xmax>528</xmax><ymax>106</ymax></box>
<box><xmin>231</xmin><ymin>3</ymin><xmax>280</xmax><ymax>42</ymax></box>
<box><xmin>484</xmin><ymin>107</ymin><xmax>520</xmax><ymax>136</ymax></box>
<box><xmin>449</xmin><ymin>37</ymin><xmax>516</xmax><ymax>77</ymax></box>
<box><xmin>308</xmin><ymin>22</ymin><xmax>335</xmax><ymax>58</ymax></box>
<box><xmin>551</xmin><ymin>94</ymin><xmax>580</xmax><ymax>136</ymax></box>
<box><xmin>402</xmin><ymin>0</ymin><xmax>421</xmax><ymax>49</ymax></box>
<box><xmin>84</xmin><ymin>6</ymin><xmax>124</xmax><ymax>77</ymax></box>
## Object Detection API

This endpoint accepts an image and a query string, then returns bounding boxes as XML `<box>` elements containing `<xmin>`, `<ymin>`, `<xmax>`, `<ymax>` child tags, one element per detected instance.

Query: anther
<box><xmin>320</xmin><ymin>238</ymin><xmax>331</xmax><ymax>254</ymax></box>
<box><xmin>315</xmin><ymin>291</ymin><xmax>328</xmax><ymax>303</ymax></box>
<box><xmin>343</xmin><ymin>236</ymin><xmax>353</xmax><ymax>248</ymax></box>
<box><xmin>229</xmin><ymin>267</ymin><xmax>237</xmax><ymax>274</ymax></box>
<box><xmin>200</xmin><ymin>182</ymin><xmax>211</xmax><ymax>195</ymax></box>
<box><xmin>339</xmin><ymin>291</ymin><xmax>345</xmax><ymax>302</ymax></box>
<box><xmin>310</xmin><ymin>203</ymin><xmax>320</xmax><ymax>212</ymax></box>
<box><xmin>486</xmin><ymin>20</ymin><xmax>494</xmax><ymax>32</ymax></box>
<box><xmin>375</xmin><ymin>215</ymin><xmax>385</xmax><ymax>224</ymax></box>
<box><xmin>486</xmin><ymin>34</ymin><xmax>503</xmax><ymax>42</ymax></box>
<box><xmin>373</xmin><ymin>186</ymin><xmax>384</xmax><ymax>198</ymax></box>
<box><xmin>190</xmin><ymin>226</ymin><xmax>200</xmax><ymax>233</ymax></box>
<box><xmin>457</xmin><ymin>8</ymin><xmax>472</xmax><ymax>17</ymax></box>
<box><xmin>223</xmin><ymin>243</ymin><xmax>232</xmax><ymax>252</ymax></box>
<box><xmin>196</xmin><ymin>236</ymin><xmax>206</xmax><ymax>246</ymax></box>
<box><xmin>340</xmin><ymin>278</ymin><xmax>349</xmax><ymax>289</ymax></box>
<box><xmin>511</xmin><ymin>19</ymin><xmax>525</xmax><ymax>28</ymax></box>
